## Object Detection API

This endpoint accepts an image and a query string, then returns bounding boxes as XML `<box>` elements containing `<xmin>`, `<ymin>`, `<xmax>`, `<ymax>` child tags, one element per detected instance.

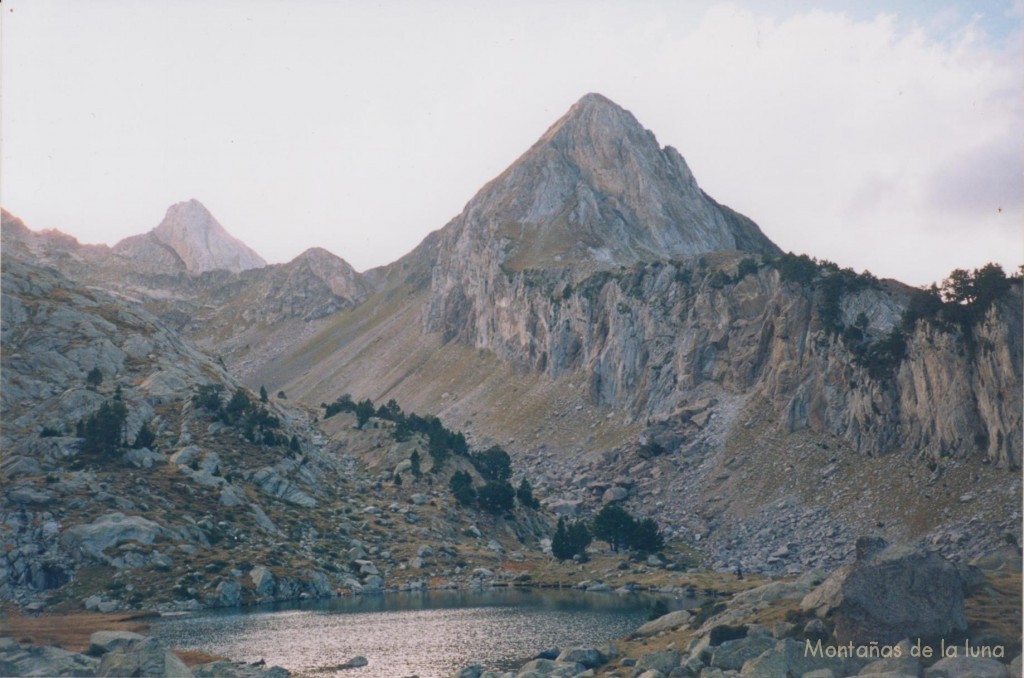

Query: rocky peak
<box><xmin>425</xmin><ymin>93</ymin><xmax>781</xmax><ymax>344</ymax></box>
<box><xmin>286</xmin><ymin>247</ymin><xmax>367</xmax><ymax>301</ymax></box>
<box><xmin>115</xmin><ymin>199</ymin><xmax>266</xmax><ymax>274</ymax></box>
<box><xmin>441</xmin><ymin>93</ymin><xmax>779</xmax><ymax>275</ymax></box>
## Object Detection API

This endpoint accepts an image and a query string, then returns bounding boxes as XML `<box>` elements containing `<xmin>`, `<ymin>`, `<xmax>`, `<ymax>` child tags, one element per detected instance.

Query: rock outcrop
<box><xmin>801</xmin><ymin>537</ymin><xmax>968</xmax><ymax>644</ymax></box>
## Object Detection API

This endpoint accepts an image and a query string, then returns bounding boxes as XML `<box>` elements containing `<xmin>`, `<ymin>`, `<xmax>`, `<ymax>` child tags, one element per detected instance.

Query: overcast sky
<box><xmin>2</xmin><ymin>1</ymin><xmax>1021</xmax><ymax>286</ymax></box>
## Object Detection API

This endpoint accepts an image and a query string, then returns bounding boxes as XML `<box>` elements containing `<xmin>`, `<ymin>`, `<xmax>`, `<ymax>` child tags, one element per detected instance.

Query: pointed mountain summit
<box><xmin>438</xmin><ymin>93</ymin><xmax>778</xmax><ymax>273</ymax></box>
<box><xmin>115</xmin><ymin>199</ymin><xmax>266</xmax><ymax>274</ymax></box>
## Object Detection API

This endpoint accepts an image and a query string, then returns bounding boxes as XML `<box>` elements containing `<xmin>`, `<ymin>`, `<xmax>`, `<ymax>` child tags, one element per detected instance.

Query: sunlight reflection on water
<box><xmin>151</xmin><ymin>589</ymin><xmax>670</xmax><ymax>677</ymax></box>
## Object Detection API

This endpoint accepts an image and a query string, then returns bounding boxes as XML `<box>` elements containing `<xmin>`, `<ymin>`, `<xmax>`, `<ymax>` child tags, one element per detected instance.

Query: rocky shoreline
<box><xmin>3</xmin><ymin>537</ymin><xmax>1020</xmax><ymax>678</ymax></box>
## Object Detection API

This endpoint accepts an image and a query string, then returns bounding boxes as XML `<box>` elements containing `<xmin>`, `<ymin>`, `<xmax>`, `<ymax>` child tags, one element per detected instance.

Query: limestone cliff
<box><xmin>432</xmin><ymin>254</ymin><xmax>1020</xmax><ymax>468</ymax></box>
<box><xmin>400</xmin><ymin>94</ymin><xmax>1021</xmax><ymax>470</ymax></box>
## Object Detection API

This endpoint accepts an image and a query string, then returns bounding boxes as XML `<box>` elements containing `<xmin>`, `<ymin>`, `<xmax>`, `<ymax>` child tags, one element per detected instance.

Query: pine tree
<box><xmin>552</xmin><ymin>518</ymin><xmax>591</xmax><ymax>560</ymax></box>
<box><xmin>629</xmin><ymin>518</ymin><xmax>664</xmax><ymax>554</ymax></box>
<box><xmin>260</xmin><ymin>385</ymin><xmax>269</xmax><ymax>403</ymax></box>
<box><xmin>133</xmin><ymin>422</ymin><xmax>156</xmax><ymax>449</ymax></box>
<box><xmin>552</xmin><ymin>518</ymin><xmax>573</xmax><ymax>560</ymax></box>
<box><xmin>449</xmin><ymin>470</ymin><xmax>476</xmax><ymax>506</ymax></box>
<box><xmin>86</xmin><ymin>367</ymin><xmax>103</xmax><ymax>389</ymax></box>
<box><xmin>355</xmin><ymin>399</ymin><xmax>375</xmax><ymax>428</ymax></box>
<box><xmin>516</xmin><ymin>478</ymin><xmax>540</xmax><ymax>509</ymax></box>
<box><xmin>593</xmin><ymin>504</ymin><xmax>635</xmax><ymax>552</ymax></box>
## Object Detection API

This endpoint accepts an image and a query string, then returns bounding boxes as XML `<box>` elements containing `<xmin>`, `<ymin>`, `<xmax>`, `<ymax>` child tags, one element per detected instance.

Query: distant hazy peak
<box><xmin>286</xmin><ymin>246</ymin><xmax>367</xmax><ymax>300</ymax></box>
<box><xmin>147</xmin><ymin>199</ymin><xmax>266</xmax><ymax>274</ymax></box>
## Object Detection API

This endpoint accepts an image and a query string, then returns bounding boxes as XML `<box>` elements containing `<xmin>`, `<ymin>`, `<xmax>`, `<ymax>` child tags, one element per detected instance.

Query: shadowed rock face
<box><xmin>115</xmin><ymin>199</ymin><xmax>266</xmax><ymax>273</ymax></box>
<box><xmin>801</xmin><ymin>537</ymin><xmax>968</xmax><ymax>645</ymax></box>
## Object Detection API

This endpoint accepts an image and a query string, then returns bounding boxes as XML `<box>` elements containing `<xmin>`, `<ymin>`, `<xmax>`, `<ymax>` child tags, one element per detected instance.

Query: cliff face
<box><xmin>423</xmin><ymin>253</ymin><xmax>1021</xmax><ymax>469</ymax></box>
<box><xmin>402</xmin><ymin>94</ymin><xmax>1021</xmax><ymax>471</ymax></box>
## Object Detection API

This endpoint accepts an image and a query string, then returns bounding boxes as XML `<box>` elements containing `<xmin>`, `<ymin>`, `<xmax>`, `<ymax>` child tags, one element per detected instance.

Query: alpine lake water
<box><xmin>150</xmin><ymin>588</ymin><xmax>697</xmax><ymax>677</ymax></box>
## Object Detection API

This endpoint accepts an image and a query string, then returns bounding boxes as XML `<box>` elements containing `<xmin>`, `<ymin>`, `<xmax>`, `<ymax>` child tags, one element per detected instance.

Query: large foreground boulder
<box><xmin>0</xmin><ymin>637</ymin><xmax>100</xmax><ymax>677</ymax></box>
<box><xmin>801</xmin><ymin>537</ymin><xmax>967</xmax><ymax>644</ymax></box>
<box><xmin>96</xmin><ymin>636</ymin><xmax>192</xmax><ymax>677</ymax></box>
<box><xmin>60</xmin><ymin>512</ymin><xmax>164</xmax><ymax>561</ymax></box>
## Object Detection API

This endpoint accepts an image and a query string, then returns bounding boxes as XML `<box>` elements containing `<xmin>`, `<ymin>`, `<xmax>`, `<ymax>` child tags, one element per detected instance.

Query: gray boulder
<box><xmin>123</xmin><ymin>447</ymin><xmax>164</xmax><ymax>469</ymax></box>
<box><xmin>0</xmin><ymin>640</ymin><xmax>101</xmax><ymax>677</ymax></box>
<box><xmin>252</xmin><ymin>467</ymin><xmax>317</xmax><ymax>507</ymax></box>
<box><xmin>250</xmin><ymin>565</ymin><xmax>276</xmax><ymax>596</ymax></box>
<box><xmin>708</xmin><ymin>634</ymin><xmax>775</xmax><ymax>670</ymax></box>
<box><xmin>632</xmin><ymin>649</ymin><xmax>680</xmax><ymax>675</ymax></box>
<box><xmin>88</xmin><ymin>631</ymin><xmax>146</xmax><ymax>656</ymax></box>
<box><xmin>602</xmin><ymin>486</ymin><xmax>628</xmax><ymax>503</ymax></box>
<box><xmin>170</xmin><ymin>445</ymin><xmax>203</xmax><ymax>467</ymax></box>
<box><xmin>515</xmin><ymin>658</ymin><xmax>585</xmax><ymax>676</ymax></box>
<box><xmin>61</xmin><ymin>512</ymin><xmax>163</xmax><ymax>561</ymax></box>
<box><xmin>801</xmin><ymin>538</ymin><xmax>967</xmax><ymax>645</ymax></box>
<box><xmin>740</xmin><ymin>638</ymin><xmax>863</xmax><ymax>677</ymax></box>
<box><xmin>858</xmin><ymin>654</ymin><xmax>921</xmax><ymax>676</ymax></box>
<box><xmin>212</xmin><ymin>579</ymin><xmax>242</xmax><ymax>607</ymax></box>
<box><xmin>556</xmin><ymin>647</ymin><xmax>606</xmax><ymax>668</ymax></box>
<box><xmin>924</xmin><ymin>656</ymin><xmax>1009</xmax><ymax>677</ymax></box>
<box><xmin>95</xmin><ymin>636</ymin><xmax>192</xmax><ymax>677</ymax></box>
<box><xmin>192</xmin><ymin>660</ymin><xmax>289</xmax><ymax>677</ymax></box>
<box><xmin>634</xmin><ymin>610</ymin><xmax>692</xmax><ymax>637</ymax></box>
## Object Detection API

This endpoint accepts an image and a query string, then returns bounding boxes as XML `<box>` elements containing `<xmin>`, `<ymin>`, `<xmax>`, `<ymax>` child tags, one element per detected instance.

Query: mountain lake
<box><xmin>149</xmin><ymin>588</ymin><xmax>694</xmax><ymax>677</ymax></box>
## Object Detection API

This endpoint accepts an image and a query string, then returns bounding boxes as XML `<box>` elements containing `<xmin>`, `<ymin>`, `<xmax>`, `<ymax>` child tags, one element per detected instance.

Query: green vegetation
<box><xmin>193</xmin><ymin>384</ymin><xmax>284</xmax><ymax>446</ymax></box>
<box><xmin>592</xmin><ymin>503</ymin><xmax>664</xmax><ymax>554</ymax></box>
<box><xmin>354</xmin><ymin>398</ymin><xmax>375</xmax><ymax>428</ymax></box>
<box><xmin>193</xmin><ymin>384</ymin><xmax>225</xmax><ymax>411</ymax></box>
<box><xmin>472</xmin><ymin>446</ymin><xmax>512</xmax><ymax>482</ymax></box>
<box><xmin>903</xmin><ymin>263</ymin><xmax>1014</xmax><ymax>332</ymax></box>
<box><xmin>477</xmin><ymin>481</ymin><xmax>515</xmax><ymax>515</ymax></box>
<box><xmin>737</xmin><ymin>257</ymin><xmax>759</xmax><ymax>279</ymax></box>
<box><xmin>78</xmin><ymin>399</ymin><xmax>128</xmax><ymax>453</ymax></box>
<box><xmin>322</xmin><ymin>393</ymin><xmax>355</xmax><ymax>418</ymax></box>
<box><xmin>86</xmin><ymin>367</ymin><xmax>103</xmax><ymax>390</ymax></box>
<box><xmin>592</xmin><ymin>504</ymin><xmax>635</xmax><ymax>552</ymax></box>
<box><xmin>768</xmin><ymin>254</ymin><xmax>1018</xmax><ymax>379</ymax></box>
<box><xmin>516</xmin><ymin>478</ymin><xmax>540</xmax><ymax>509</ymax></box>
<box><xmin>133</xmin><ymin>422</ymin><xmax>156</xmax><ymax>449</ymax></box>
<box><xmin>449</xmin><ymin>471</ymin><xmax>476</xmax><ymax>506</ymax></box>
<box><xmin>324</xmin><ymin>393</ymin><xmax>543</xmax><ymax>515</ymax></box>
<box><xmin>552</xmin><ymin>517</ymin><xmax>592</xmax><ymax>561</ymax></box>
<box><xmin>631</xmin><ymin>517</ymin><xmax>666</xmax><ymax>553</ymax></box>
<box><xmin>774</xmin><ymin>252</ymin><xmax>819</xmax><ymax>285</ymax></box>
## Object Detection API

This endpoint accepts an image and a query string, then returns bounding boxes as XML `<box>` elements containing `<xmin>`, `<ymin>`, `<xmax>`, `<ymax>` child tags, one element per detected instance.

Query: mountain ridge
<box><xmin>2</xmin><ymin>93</ymin><xmax>1020</xmax><ymax>585</ymax></box>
